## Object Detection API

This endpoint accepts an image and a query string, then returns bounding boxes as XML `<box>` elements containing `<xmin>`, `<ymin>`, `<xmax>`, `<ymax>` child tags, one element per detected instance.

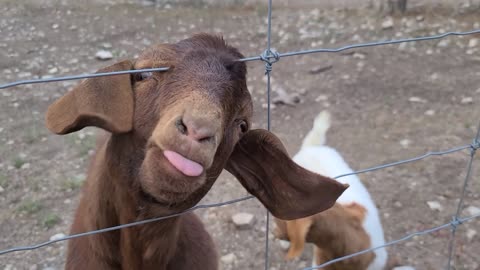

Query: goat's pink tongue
<box><xmin>163</xmin><ymin>150</ymin><xmax>203</xmax><ymax>177</ymax></box>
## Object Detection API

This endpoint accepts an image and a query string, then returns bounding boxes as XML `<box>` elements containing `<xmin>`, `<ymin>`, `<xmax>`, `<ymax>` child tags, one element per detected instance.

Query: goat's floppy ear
<box><xmin>45</xmin><ymin>60</ymin><xmax>134</xmax><ymax>134</ymax></box>
<box><xmin>225</xmin><ymin>129</ymin><xmax>349</xmax><ymax>220</ymax></box>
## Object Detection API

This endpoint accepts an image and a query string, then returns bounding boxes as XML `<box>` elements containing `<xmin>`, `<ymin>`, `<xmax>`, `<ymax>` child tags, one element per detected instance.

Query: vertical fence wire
<box><xmin>264</xmin><ymin>0</ymin><xmax>274</xmax><ymax>269</ymax></box>
<box><xmin>446</xmin><ymin>122</ymin><xmax>480</xmax><ymax>269</ymax></box>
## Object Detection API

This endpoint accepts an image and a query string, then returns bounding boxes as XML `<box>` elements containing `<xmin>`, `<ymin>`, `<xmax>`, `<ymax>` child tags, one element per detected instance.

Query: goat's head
<box><xmin>45</xmin><ymin>34</ymin><xmax>348</xmax><ymax>219</ymax></box>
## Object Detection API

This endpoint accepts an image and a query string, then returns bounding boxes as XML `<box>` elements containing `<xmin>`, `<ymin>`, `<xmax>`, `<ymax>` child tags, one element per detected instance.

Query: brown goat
<box><xmin>45</xmin><ymin>34</ymin><xmax>348</xmax><ymax>270</ymax></box>
<box><xmin>274</xmin><ymin>203</ymin><xmax>375</xmax><ymax>270</ymax></box>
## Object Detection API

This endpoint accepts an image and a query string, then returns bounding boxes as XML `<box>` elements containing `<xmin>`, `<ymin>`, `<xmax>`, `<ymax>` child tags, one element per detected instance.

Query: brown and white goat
<box><xmin>45</xmin><ymin>34</ymin><xmax>348</xmax><ymax>270</ymax></box>
<box><xmin>273</xmin><ymin>111</ymin><xmax>388</xmax><ymax>270</ymax></box>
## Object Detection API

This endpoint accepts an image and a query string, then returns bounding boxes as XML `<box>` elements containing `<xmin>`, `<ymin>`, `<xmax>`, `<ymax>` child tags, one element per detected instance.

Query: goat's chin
<box><xmin>139</xmin><ymin>146</ymin><xmax>208</xmax><ymax>208</ymax></box>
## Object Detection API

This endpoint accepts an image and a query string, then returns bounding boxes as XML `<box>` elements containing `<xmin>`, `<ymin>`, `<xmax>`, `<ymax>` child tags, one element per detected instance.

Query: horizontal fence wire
<box><xmin>334</xmin><ymin>144</ymin><xmax>472</xmax><ymax>179</ymax></box>
<box><xmin>0</xmin><ymin>67</ymin><xmax>170</xmax><ymax>89</ymax></box>
<box><xmin>1</xmin><ymin>30</ymin><xmax>480</xmax><ymax>90</ymax></box>
<box><xmin>0</xmin><ymin>195</ymin><xmax>255</xmax><ymax>255</ymax></box>
<box><xmin>303</xmin><ymin>213</ymin><xmax>480</xmax><ymax>270</ymax></box>
<box><xmin>0</xmin><ymin>142</ymin><xmax>474</xmax><ymax>256</ymax></box>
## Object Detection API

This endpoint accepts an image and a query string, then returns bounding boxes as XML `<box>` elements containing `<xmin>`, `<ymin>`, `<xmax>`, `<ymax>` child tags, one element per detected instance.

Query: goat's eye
<box><xmin>238</xmin><ymin>120</ymin><xmax>248</xmax><ymax>133</ymax></box>
<box><xmin>134</xmin><ymin>71</ymin><xmax>153</xmax><ymax>82</ymax></box>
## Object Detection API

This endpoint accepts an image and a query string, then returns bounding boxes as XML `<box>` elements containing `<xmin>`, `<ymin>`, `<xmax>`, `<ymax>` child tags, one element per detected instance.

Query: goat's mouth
<box><xmin>139</xmin><ymin>145</ymin><xmax>209</xmax><ymax>206</ymax></box>
<box><xmin>163</xmin><ymin>150</ymin><xmax>204</xmax><ymax>177</ymax></box>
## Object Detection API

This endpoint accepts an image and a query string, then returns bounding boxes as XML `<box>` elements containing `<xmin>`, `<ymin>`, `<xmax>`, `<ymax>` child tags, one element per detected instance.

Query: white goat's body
<box><xmin>293</xmin><ymin>111</ymin><xmax>387</xmax><ymax>270</ymax></box>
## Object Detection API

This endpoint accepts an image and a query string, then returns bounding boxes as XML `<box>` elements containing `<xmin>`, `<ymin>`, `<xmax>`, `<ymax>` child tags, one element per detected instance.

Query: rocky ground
<box><xmin>1</xmin><ymin>0</ymin><xmax>480</xmax><ymax>269</ymax></box>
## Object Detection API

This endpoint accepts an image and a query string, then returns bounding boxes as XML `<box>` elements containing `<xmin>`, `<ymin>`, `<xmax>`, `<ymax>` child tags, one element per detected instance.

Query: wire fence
<box><xmin>1</xmin><ymin>1</ymin><xmax>480</xmax><ymax>269</ymax></box>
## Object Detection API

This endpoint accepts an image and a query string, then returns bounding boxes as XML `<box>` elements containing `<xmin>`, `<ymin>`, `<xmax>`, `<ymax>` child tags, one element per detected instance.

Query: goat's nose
<box><xmin>175</xmin><ymin>115</ymin><xmax>217</xmax><ymax>144</ymax></box>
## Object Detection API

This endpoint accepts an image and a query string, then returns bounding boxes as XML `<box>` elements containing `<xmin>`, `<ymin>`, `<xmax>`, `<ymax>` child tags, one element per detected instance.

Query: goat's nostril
<box><xmin>175</xmin><ymin>118</ymin><xmax>187</xmax><ymax>135</ymax></box>
<box><xmin>197</xmin><ymin>135</ymin><xmax>215</xmax><ymax>144</ymax></box>
<box><xmin>179</xmin><ymin>115</ymin><xmax>218</xmax><ymax>144</ymax></box>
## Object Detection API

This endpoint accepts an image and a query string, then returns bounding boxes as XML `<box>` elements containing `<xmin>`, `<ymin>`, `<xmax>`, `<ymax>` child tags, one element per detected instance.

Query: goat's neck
<box><xmin>84</xmin><ymin>134</ymin><xmax>182</xmax><ymax>266</ymax></box>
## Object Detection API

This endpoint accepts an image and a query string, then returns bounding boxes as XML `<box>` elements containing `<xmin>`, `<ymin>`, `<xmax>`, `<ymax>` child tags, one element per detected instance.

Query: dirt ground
<box><xmin>1</xmin><ymin>0</ymin><xmax>480</xmax><ymax>269</ymax></box>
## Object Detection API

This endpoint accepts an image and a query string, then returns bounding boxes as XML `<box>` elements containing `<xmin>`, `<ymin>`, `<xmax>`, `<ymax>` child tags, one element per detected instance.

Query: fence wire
<box><xmin>263</xmin><ymin>0</ymin><xmax>273</xmax><ymax>269</ymax></box>
<box><xmin>0</xmin><ymin>1</ymin><xmax>480</xmax><ymax>269</ymax></box>
<box><xmin>2</xmin><ymin>30</ymin><xmax>480</xmax><ymax>89</ymax></box>
<box><xmin>0</xmin><ymin>143</ymin><xmax>476</xmax><ymax>256</ymax></box>
<box><xmin>305</xmin><ymin>212</ymin><xmax>480</xmax><ymax>270</ymax></box>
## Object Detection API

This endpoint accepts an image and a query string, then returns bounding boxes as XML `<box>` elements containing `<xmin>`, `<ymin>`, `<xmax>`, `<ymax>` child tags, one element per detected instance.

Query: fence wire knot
<box><xmin>470</xmin><ymin>139</ymin><xmax>480</xmax><ymax>152</ymax></box>
<box><xmin>450</xmin><ymin>216</ymin><xmax>463</xmax><ymax>231</ymax></box>
<box><xmin>260</xmin><ymin>48</ymin><xmax>280</xmax><ymax>74</ymax></box>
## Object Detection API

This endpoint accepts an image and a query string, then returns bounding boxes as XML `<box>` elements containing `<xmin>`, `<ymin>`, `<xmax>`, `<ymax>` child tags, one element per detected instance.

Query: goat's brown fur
<box><xmin>45</xmin><ymin>34</ymin><xmax>348</xmax><ymax>270</ymax></box>
<box><xmin>275</xmin><ymin>203</ymin><xmax>375</xmax><ymax>270</ymax></box>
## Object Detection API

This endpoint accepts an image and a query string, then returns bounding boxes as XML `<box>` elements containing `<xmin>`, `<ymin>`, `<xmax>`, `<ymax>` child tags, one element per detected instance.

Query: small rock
<box><xmin>278</xmin><ymin>240</ymin><xmax>290</xmax><ymax>250</ymax></box>
<box><xmin>140</xmin><ymin>0</ymin><xmax>155</xmax><ymax>6</ymax></box>
<box><xmin>409</xmin><ymin>96</ymin><xmax>427</xmax><ymax>103</ymax></box>
<box><xmin>416</xmin><ymin>15</ymin><xmax>424</xmax><ymax>21</ymax></box>
<box><xmin>465</xmin><ymin>206</ymin><xmax>480</xmax><ymax>216</ymax></box>
<box><xmin>394</xmin><ymin>201</ymin><xmax>403</xmax><ymax>208</ymax></box>
<box><xmin>261</xmin><ymin>103</ymin><xmax>276</xmax><ymax>109</ymax></box>
<box><xmin>0</xmin><ymin>186</ymin><xmax>4</xmax><ymax>193</ymax></box>
<box><xmin>424</xmin><ymin>110</ymin><xmax>435</xmax><ymax>116</ymax></box>
<box><xmin>398</xmin><ymin>42</ymin><xmax>407</xmax><ymax>51</ymax></box>
<box><xmin>21</xmin><ymin>163</ymin><xmax>31</xmax><ymax>169</ymax></box>
<box><xmin>220</xmin><ymin>253</ymin><xmax>236</xmax><ymax>264</ymax></box>
<box><xmin>297</xmin><ymin>88</ymin><xmax>307</xmax><ymax>95</ymax></box>
<box><xmin>273</xmin><ymin>87</ymin><xmax>300</xmax><ymax>106</ymax></box>
<box><xmin>101</xmin><ymin>42</ymin><xmax>112</xmax><ymax>49</ymax></box>
<box><xmin>466</xmin><ymin>228</ymin><xmax>477</xmax><ymax>241</ymax></box>
<box><xmin>64</xmin><ymin>199</ymin><xmax>72</xmax><ymax>204</ymax></box>
<box><xmin>315</xmin><ymin>95</ymin><xmax>328</xmax><ymax>102</ymax></box>
<box><xmin>393</xmin><ymin>266</ymin><xmax>416</xmax><ymax>270</ymax></box>
<box><xmin>52</xmin><ymin>24</ymin><xmax>59</xmax><ymax>29</ymax></box>
<box><xmin>468</xmin><ymin>38</ymin><xmax>479</xmax><ymax>48</ymax></box>
<box><xmin>4</xmin><ymin>265</ymin><xmax>14</xmax><ymax>270</ymax></box>
<box><xmin>382</xmin><ymin>17</ymin><xmax>394</xmax><ymax>29</ymax></box>
<box><xmin>308</xmin><ymin>65</ymin><xmax>332</xmax><ymax>74</ymax></box>
<box><xmin>357</xmin><ymin>61</ymin><xmax>365</xmax><ymax>69</ymax></box>
<box><xmin>353</xmin><ymin>52</ymin><xmax>366</xmax><ymax>59</ymax></box>
<box><xmin>67</xmin><ymin>58</ymin><xmax>79</xmax><ymax>65</ymax></box>
<box><xmin>95</xmin><ymin>50</ymin><xmax>113</xmax><ymax>60</ymax></box>
<box><xmin>48</xmin><ymin>67</ymin><xmax>58</xmax><ymax>74</ymax></box>
<box><xmin>18</xmin><ymin>72</ymin><xmax>32</xmax><ymax>78</ymax></box>
<box><xmin>29</xmin><ymin>265</ymin><xmax>38</xmax><ymax>270</ymax></box>
<box><xmin>399</xmin><ymin>139</ymin><xmax>410</xmax><ymax>148</ymax></box>
<box><xmin>437</xmin><ymin>39</ymin><xmax>450</xmax><ymax>48</ymax></box>
<box><xmin>430</xmin><ymin>73</ymin><xmax>439</xmax><ymax>80</ymax></box>
<box><xmin>231</xmin><ymin>212</ymin><xmax>255</xmax><ymax>229</ymax></box>
<box><xmin>427</xmin><ymin>201</ymin><xmax>443</xmax><ymax>211</ymax></box>
<box><xmin>460</xmin><ymin>97</ymin><xmax>473</xmax><ymax>104</ymax></box>
<box><xmin>49</xmin><ymin>233</ymin><xmax>66</xmax><ymax>241</ymax></box>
